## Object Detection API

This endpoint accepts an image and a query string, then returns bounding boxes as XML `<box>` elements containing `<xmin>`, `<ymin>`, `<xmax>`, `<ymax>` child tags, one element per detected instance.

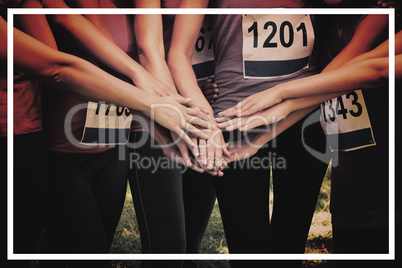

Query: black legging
<box><xmin>1</xmin><ymin>131</ymin><xmax>49</xmax><ymax>268</ymax></box>
<box><xmin>129</xmin><ymin>131</ymin><xmax>186</xmax><ymax>268</ymax></box>
<box><xmin>39</xmin><ymin>146</ymin><xmax>129</xmax><ymax>268</ymax></box>
<box><xmin>183</xmin><ymin>110</ymin><xmax>329</xmax><ymax>267</ymax></box>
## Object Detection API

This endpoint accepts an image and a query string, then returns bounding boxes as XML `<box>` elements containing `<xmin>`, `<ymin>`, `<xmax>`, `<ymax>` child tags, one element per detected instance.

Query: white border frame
<box><xmin>7</xmin><ymin>7</ymin><xmax>395</xmax><ymax>261</ymax></box>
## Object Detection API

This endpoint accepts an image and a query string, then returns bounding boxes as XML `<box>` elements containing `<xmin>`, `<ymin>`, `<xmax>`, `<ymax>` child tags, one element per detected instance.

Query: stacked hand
<box><xmin>215</xmin><ymin>88</ymin><xmax>292</xmax><ymax>132</ymax></box>
<box><xmin>146</xmin><ymin>97</ymin><xmax>230</xmax><ymax>176</ymax></box>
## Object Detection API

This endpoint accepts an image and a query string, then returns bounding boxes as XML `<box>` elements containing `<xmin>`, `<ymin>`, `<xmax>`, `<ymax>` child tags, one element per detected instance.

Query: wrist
<box><xmin>136</xmin><ymin>94</ymin><xmax>158</xmax><ymax>117</ymax></box>
<box><xmin>273</xmin><ymin>84</ymin><xmax>286</xmax><ymax>104</ymax></box>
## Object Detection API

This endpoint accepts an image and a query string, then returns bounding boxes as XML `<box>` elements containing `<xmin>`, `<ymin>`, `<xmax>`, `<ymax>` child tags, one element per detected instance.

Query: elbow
<box><xmin>38</xmin><ymin>53</ymin><xmax>78</xmax><ymax>86</ymax></box>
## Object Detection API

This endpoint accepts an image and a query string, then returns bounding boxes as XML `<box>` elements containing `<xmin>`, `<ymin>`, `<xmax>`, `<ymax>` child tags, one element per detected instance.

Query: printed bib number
<box><xmin>81</xmin><ymin>101</ymin><xmax>132</xmax><ymax>145</ymax></box>
<box><xmin>320</xmin><ymin>90</ymin><xmax>376</xmax><ymax>151</ymax></box>
<box><xmin>242</xmin><ymin>14</ymin><xmax>314</xmax><ymax>79</ymax></box>
<box><xmin>192</xmin><ymin>16</ymin><xmax>215</xmax><ymax>80</ymax></box>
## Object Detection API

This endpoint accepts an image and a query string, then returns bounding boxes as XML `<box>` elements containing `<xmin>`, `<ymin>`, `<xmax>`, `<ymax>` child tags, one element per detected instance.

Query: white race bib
<box><xmin>192</xmin><ymin>16</ymin><xmax>215</xmax><ymax>80</ymax></box>
<box><xmin>81</xmin><ymin>101</ymin><xmax>132</xmax><ymax>145</ymax></box>
<box><xmin>242</xmin><ymin>14</ymin><xmax>314</xmax><ymax>79</ymax></box>
<box><xmin>320</xmin><ymin>90</ymin><xmax>376</xmax><ymax>151</ymax></box>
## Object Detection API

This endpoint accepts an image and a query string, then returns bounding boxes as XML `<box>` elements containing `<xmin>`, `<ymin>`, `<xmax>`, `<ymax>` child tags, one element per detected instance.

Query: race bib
<box><xmin>192</xmin><ymin>16</ymin><xmax>215</xmax><ymax>80</ymax></box>
<box><xmin>242</xmin><ymin>14</ymin><xmax>314</xmax><ymax>79</ymax></box>
<box><xmin>81</xmin><ymin>101</ymin><xmax>132</xmax><ymax>145</ymax></box>
<box><xmin>320</xmin><ymin>90</ymin><xmax>376</xmax><ymax>152</ymax></box>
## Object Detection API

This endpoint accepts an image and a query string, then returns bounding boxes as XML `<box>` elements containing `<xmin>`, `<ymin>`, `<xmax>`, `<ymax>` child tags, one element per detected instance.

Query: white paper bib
<box><xmin>242</xmin><ymin>14</ymin><xmax>314</xmax><ymax>79</ymax></box>
<box><xmin>320</xmin><ymin>90</ymin><xmax>376</xmax><ymax>151</ymax></box>
<box><xmin>192</xmin><ymin>16</ymin><xmax>215</xmax><ymax>80</ymax></box>
<box><xmin>81</xmin><ymin>101</ymin><xmax>132</xmax><ymax>145</ymax></box>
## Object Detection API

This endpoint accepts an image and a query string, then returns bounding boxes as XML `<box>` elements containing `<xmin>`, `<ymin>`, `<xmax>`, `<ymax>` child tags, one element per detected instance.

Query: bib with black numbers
<box><xmin>192</xmin><ymin>16</ymin><xmax>215</xmax><ymax>80</ymax></box>
<box><xmin>320</xmin><ymin>90</ymin><xmax>376</xmax><ymax>152</ymax></box>
<box><xmin>242</xmin><ymin>14</ymin><xmax>314</xmax><ymax>79</ymax></box>
<box><xmin>81</xmin><ymin>101</ymin><xmax>132</xmax><ymax>145</ymax></box>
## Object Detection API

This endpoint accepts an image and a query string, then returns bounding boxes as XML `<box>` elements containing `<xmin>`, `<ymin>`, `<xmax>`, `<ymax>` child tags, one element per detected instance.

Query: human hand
<box><xmin>198</xmin><ymin>77</ymin><xmax>219</xmax><ymax>104</ymax></box>
<box><xmin>148</xmin><ymin>95</ymin><xmax>212</xmax><ymax>147</ymax></box>
<box><xmin>216</xmin><ymin>100</ymin><xmax>292</xmax><ymax>132</ymax></box>
<box><xmin>218</xmin><ymin>88</ymin><xmax>282</xmax><ymax>118</ymax></box>
<box><xmin>194</xmin><ymin>127</ymin><xmax>229</xmax><ymax>175</ymax></box>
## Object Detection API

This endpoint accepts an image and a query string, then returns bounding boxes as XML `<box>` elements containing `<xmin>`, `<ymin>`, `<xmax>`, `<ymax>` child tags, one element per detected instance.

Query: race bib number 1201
<box><xmin>242</xmin><ymin>14</ymin><xmax>314</xmax><ymax>79</ymax></box>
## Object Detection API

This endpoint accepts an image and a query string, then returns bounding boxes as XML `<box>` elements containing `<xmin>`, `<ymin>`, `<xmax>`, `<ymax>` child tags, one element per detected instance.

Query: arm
<box><xmin>323</xmin><ymin>14</ymin><xmax>389</xmax><ymax>72</ymax></box>
<box><xmin>17</xmin><ymin>0</ymin><xmax>58</xmax><ymax>49</ymax></box>
<box><xmin>41</xmin><ymin>0</ymin><xmax>171</xmax><ymax>95</ymax></box>
<box><xmin>168</xmin><ymin>0</ymin><xmax>229</xmax><ymax>170</ymax></box>
<box><xmin>134</xmin><ymin>0</ymin><xmax>176</xmax><ymax>94</ymax></box>
<box><xmin>345</xmin><ymin>30</ymin><xmax>402</xmax><ymax>65</ymax></box>
<box><xmin>1</xmin><ymin>17</ymin><xmax>209</xmax><ymax>145</ymax></box>
<box><xmin>66</xmin><ymin>0</ymin><xmax>115</xmax><ymax>41</ymax></box>
<box><xmin>220</xmin><ymin>16</ymin><xmax>392</xmax><ymax>119</ymax></box>
<box><xmin>168</xmin><ymin>0</ymin><xmax>212</xmax><ymax>118</ymax></box>
<box><xmin>220</xmin><ymin>55</ymin><xmax>391</xmax><ymax>121</ymax></box>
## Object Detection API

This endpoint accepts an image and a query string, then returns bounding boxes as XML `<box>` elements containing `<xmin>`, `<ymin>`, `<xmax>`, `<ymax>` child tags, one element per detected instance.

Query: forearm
<box><xmin>10</xmin><ymin>23</ymin><xmax>155</xmax><ymax>115</ymax></box>
<box><xmin>41</xmin><ymin>0</ymin><xmax>149</xmax><ymax>85</ymax></box>
<box><xmin>138</xmin><ymin>53</ymin><xmax>177</xmax><ymax>93</ymax></box>
<box><xmin>134</xmin><ymin>12</ymin><xmax>177</xmax><ymax>92</ymax></box>
<box><xmin>323</xmin><ymin>14</ymin><xmax>388</xmax><ymax>72</ymax></box>
<box><xmin>276</xmin><ymin>57</ymin><xmax>389</xmax><ymax>100</ymax></box>
<box><xmin>345</xmin><ymin>30</ymin><xmax>402</xmax><ymax>66</ymax></box>
<box><xmin>51</xmin><ymin>14</ymin><xmax>148</xmax><ymax>82</ymax></box>
<box><xmin>169</xmin><ymin>52</ymin><xmax>215</xmax><ymax>120</ymax></box>
<box><xmin>17</xmin><ymin>0</ymin><xmax>58</xmax><ymax>49</ymax></box>
<box><xmin>168</xmin><ymin>8</ymin><xmax>213</xmax><ymax>118</ymax></box>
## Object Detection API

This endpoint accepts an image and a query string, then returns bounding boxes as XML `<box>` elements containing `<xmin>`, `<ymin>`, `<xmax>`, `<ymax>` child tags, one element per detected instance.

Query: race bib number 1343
<box><xmin>320</xmin><ymin>90</ymin><xmax>376</xmax><ymax>152</ymax></box>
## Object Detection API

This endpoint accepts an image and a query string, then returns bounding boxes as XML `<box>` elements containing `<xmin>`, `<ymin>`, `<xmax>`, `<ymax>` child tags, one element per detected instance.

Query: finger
<box><xmin>205</xmin><ymin>91</ymin><xmax>219</xmax><ymax>98</ymax></box>
<box><xmin>206</xmin><ymin>139</ymin><xmax>215</xmax><ymax>170</ymax></box>
<box><xmin>204</xmin><ymin>83</ymin><xmax>218</xmax><ymax>90</ymax></box>
<box><xmin>185</xmin><ymin>123</ymin><xmax>210</xmax><ymax>140</ymax></box>
<box><xmin>206</xmin><ymin>95</ymin><xmax>218</xmax><ymax>103</ymax></box>
<box><xmin>206</xmin><ymin>77</ymin><xmax>215</xmax><ymax>83</ymax></box>
<box><xmin>185</xmin><ymin>107</ymin><xmax>208</xmax><ymax>120</ymax></box>
<box><xmin>191</xmin><ymin>137</ymin><xmax>199</xmax><ymax>157</ymax></box>
<box><xmin>238</xmin><ymin>103</ymin><xmax>258</xmax><ymax>117</ymax></box>
<box><xmin>186</xmin><ymin>115</ymin><xmax>211</xmax><ymax>130</ymax></box>
<box><xmin>219</xmin><ymin>98</ymin><xmax>251</xmax><ymax>117</ymax></box>
<box><xmin>218</xmin><ymin>104</ymin><xmax>240</xmax><ymax>117</ymax></box>
<box><xmin>190</xmin><ymin>165</ymin><xmax>205</xmax><ymax>173</ymax></box>
<box><xmin>206</xmin><ymin>170</ymin><xmax>218</xmax><ymax>176</ymax></box>
<box><xmin>215</xmin><ymin>117</ymin><xmax>230</xmax><ymax>123</ymax></box>
<box><xmin>223</xmin><ymin>143</ymin><xmax>230</xmax><ymax>157</ymax></box>
<box><xmin>240</xmin><ymin>118</ymin><xmax>266</xmax><ymax>132</ymax></box>
<box><xmin>203</xmin><ymin>88</ymin><xmax>218</xmax><ymax>96</ymax></box>
<box><xmin>177</xmin><ymin>128</ymin><xmax>196</xmax><ymax>148</ymax></box>
<box><xmin>220</xmin><ymin>118</ymin><xmax>246</xmax><ymax>131</ymax></box>
<box><xmin>198</xmin><ymin>139</ymin><xmax>207</xmax><ymax>167</ymax></box>
<box><xmin>216</xmin><ymin>118</ymin><xmax>237</xmax><ymax>129</ymax></box>
<box><xmin>176</xmin><ymin>142</ymin><xmax>192</xmax><ymax>167</ymax></box>
<box><xmin>173</xmin><ymin>95</ymin><xmax>192</xmax><ymax>105</ymax></box>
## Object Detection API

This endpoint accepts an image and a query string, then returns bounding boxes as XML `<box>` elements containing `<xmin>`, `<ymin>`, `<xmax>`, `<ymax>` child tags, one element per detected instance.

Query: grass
<box><xmin>110</xmin><ymin>168</ymin><xmax>333</xmax><ymax>268</ymax></box>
